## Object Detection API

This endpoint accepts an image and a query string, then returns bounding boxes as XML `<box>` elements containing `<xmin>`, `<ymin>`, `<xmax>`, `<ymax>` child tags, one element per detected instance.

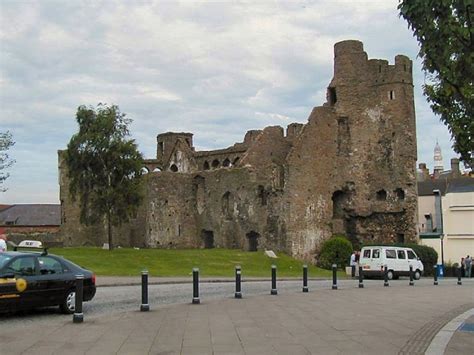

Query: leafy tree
<box><xmin>65</xmin><ymin>104</ymin><xmax>144</xmax><ymax>250</ymax></box>
<box><xmin>0</xmin><ymin>131</ymin><xmax>15</xmax><ymax>192</ymax></box>
<box><xmin>398</xmin><ymin>0</ymin><xmax>474</xmax><ymax>168</ymax></box>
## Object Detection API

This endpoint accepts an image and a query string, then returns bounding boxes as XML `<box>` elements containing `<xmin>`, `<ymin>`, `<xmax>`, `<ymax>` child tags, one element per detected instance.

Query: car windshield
<box><xmin>0</xmin><ymin>254</ymin><xmax>13</xmax><ymax>269</ymax></box>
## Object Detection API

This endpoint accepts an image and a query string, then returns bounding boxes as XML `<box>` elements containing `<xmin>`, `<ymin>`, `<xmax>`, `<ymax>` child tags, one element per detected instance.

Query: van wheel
<box><xmin>414</xmin><ymin>270</ymin><xmax>421</xmax><ymax>280</ymax></box>
<box><xmin>387</xmin><ymin>270</ymin><xmax>394</xmax><ymax>280</ymax></box>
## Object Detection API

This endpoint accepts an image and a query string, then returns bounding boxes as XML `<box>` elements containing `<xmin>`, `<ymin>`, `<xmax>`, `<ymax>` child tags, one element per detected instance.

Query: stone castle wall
<box><xmin>59</xmin><ymin>40</ymin><xmax>419</xmax><ymax>261</ymax></box>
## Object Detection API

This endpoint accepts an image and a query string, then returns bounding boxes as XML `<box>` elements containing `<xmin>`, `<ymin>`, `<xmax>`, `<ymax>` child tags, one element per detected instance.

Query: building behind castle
<box><xmin>58</xmin><ymin>40</ymin><xmax>419</xmax><ymax>260</ymax></box>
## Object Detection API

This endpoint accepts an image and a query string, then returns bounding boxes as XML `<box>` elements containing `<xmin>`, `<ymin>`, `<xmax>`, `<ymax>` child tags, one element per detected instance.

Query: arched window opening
<box><xmin>395</xmin><ymin>188</ymin><xmax>405</xmax><ymax>200</ymax></box>
<box><xmin>376</xmin><ymin>189</ymin><xmax>387</xmax><ymax>201</ymax></box>
<box><xmin>212</xmin><ymin>159</ymin><xmax>220</xmax><ymax>168</ymax></box>
<box><xmin>246</xmin><ymin>231</ymin><xmax>260</xmax><ymax>251</ymax></box>
<box><xmin>201</xmin><ymin>230</ymin><xmax>214</xmax><ymax>249</ymax></box>
<box><xmin>258</xmin><ymin>185</ymin><xmax>267</xmax><ymax>206</ymax></box>
<box><xmin>141</xmin><ymin>167</ymin><xmax>150</xmax><ymax>174</ymax></box>
<box><xmin>327</xmin><ymin>87</ymin><xmax>337</xmax><ymax>105</ymax></box>
<box><xmin>203</xmin><ymin>161</ymin><xmax>210</xmax><ymax>170</ymax></box>
<box><xmin>332</xmin><ymin>190</ymin><xmax>346</xmax><ymax>219</ymax></box>
<box><xmin>223</xmin><ymin>158</ymin><xmax>230</xmax><ymax>167</ymax></box>
<box><xmin>170</xmin><ymin>164</ymin><xmax>178</xmax><ymax>172</ymax></box>
<box><xmin>222</xmin><ymin>191</ymin><xmax>233</xmax><ymax>219</ymax></box>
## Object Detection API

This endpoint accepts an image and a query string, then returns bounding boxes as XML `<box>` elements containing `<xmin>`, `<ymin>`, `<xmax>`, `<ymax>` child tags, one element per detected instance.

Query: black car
<box><xmin>0</xmin><ymin>249</ymin><xmax>96</xmax><ymax>314</ymax></box>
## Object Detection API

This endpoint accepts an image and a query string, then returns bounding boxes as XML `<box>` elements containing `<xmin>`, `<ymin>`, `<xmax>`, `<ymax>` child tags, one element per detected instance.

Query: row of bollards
<box><xmin>73</xmin><ymin>263</ymin><xmax>466</xmax><ymax>323</ymax></box>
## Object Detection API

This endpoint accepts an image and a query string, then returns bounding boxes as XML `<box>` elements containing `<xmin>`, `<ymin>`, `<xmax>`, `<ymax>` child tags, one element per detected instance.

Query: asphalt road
<box><xmin>0</xmin><ymin>278</ymin><xmax>455</xmax><ymax>326</ymax></box>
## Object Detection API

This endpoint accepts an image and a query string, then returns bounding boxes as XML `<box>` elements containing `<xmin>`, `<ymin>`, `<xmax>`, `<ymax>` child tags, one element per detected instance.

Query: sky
<box><xmin>0</xmin><ymin>0</ymin><xmax>460</xmax><ymax>204</ymax></box>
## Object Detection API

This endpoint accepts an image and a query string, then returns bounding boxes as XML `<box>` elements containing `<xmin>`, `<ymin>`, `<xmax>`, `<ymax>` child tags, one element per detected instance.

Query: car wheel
<box><xmin>414</xmin><ymin>270</ymin><xmax>421</xmax><ymax>280</ymax></box>
<box><xmin>60</xmin><ymin>289</ymin><xmax>76</xmax><ymax>314</ymax></box>
<box><xmin>387</xmin><ymin>270</ymin><xmax>394</xmax><ymax>280</ymax></box>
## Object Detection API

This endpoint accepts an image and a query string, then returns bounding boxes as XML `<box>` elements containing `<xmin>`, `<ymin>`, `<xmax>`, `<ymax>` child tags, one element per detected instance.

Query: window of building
<box><xmin>395</xmin><ymin>188</ymin><xmax>405</xmax><ymax>200</ymax></box>
<box><xmin>389</xmin><ymin>90</ymin><xmax>395</xmax><ymax>100</ymax></box>
<box><xmin>212</xmin><ymin>159</ymin><xmax>220</xmax><ymax>168</ymax></box>
<box><xmin>376</xmin><ymin>189</ymin><xmax>387</xmax><ymax>201</ymax></box>
<box><xmin>327</xmin><ymin>87</ymin><xmax>337</xmax><ymax>105</ymax></box>
<box><xmin>223</xmin><ymin>158</ymin><xmax>230</xmax><ymax>167</ymax></box>
<box><xmin>203</xmin><ymin>161</ymin><xmax>210</xmax><ymax>170</ymax></box>
<box><xmin>170</xmin><ymin>164</ymin><xmax>178</xmax><ymax>172</ymax></box>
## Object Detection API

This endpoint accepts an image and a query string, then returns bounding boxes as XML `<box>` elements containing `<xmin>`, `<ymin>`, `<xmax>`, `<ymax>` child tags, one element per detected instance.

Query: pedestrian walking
<box><xmin>465</xmin><ymin>255</ymin><xmax>472</xmax><ymax>278</ymax></box>
<box><xmin>461</xmin><ymin>257</ymin><xmax>465</xmax><ymax>277</ymax></box>
<box><xmin>350</xmin><ymin>251</ymin><xmax>356</xmax><ymax>277</ymax></box>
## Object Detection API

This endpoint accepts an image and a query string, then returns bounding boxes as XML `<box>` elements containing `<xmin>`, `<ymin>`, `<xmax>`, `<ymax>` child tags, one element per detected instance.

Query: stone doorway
<box><xmin>246</xmin><ymin>231</ymin><xmax>260</xmax><ymax>251</ymax></box>
<box><xmin>201</xmin><ymin>230</ymin><xmax>214</xmax><ymax>249</ymax></box>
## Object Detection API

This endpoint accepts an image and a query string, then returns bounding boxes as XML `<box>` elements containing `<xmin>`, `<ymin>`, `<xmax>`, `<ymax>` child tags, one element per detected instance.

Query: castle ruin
<box><xmin>59</xmin><ymin>40</ymin><xmax>419</xmax><ymax>260</ymax></box>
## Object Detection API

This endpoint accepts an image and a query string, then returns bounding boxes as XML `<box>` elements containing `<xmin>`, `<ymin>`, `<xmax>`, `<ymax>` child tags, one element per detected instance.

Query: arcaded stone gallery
<box><xmin>59</xmin><ymin>40</ymin><xmax>419</xmax><ymax>260</ymax></box>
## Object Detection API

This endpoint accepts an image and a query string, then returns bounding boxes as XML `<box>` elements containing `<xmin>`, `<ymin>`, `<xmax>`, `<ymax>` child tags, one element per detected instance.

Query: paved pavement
<box><xmin>2</xmin><ymin>278</ymin><xmax>473</xmax><ymax>354</ymax></box>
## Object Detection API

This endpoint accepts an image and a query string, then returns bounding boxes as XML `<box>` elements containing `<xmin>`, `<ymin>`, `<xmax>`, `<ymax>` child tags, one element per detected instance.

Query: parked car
<box><xmin>0</xmin><ymin>247</ymin><xmax>96</xmax><ymax>314</ymax></box>
<box><xmin>359</xmin><ymin>246</ymin><xmax>424</xmax><ymax>280</ymax></box>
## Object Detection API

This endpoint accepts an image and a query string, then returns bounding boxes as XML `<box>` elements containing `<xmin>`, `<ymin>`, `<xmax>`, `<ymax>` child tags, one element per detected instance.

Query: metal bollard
<box><xmin>457</xmin><ymin>267</ymin><xmax>462</xmax><ymax>285</ymax></box>
<box><xmin>409</xmin><ymin>265</ymin><xmax>414</xmax><ymax>286</ymax></box>
<box><xmin>332</xmin><ymin>264</ymin><xmax>337</xmax><ymax>290</ymax></box>
<box><xmin>235</xmin><ymin>265</ymin><xmax>242</xmax><ymax>299</ymax></box>
<box><xmin>383</xmin><ymin>266</ymin><xmax>389</xmax><ymax>287</ymax></box>
<box><xmin>358</xmin><ymin>266</ymin><xmax>364</xmax><ymax>288</ymax></box>
<box><xmin>302</xmin><ymin>264</ymin><xmax>309</xmax><ymax>293</ymax></box>
<box><xmin>271</xmin><ymin>265</ymin><xmax>278</xmax><ymax>295</ymax></box>
<box><xmin>73</xmin><ymin>274</ymin><xmax>84</xmax><ymax>323</ymax></box>
<box><xmin>140</xmin><ymin>270</ymin><xmax>150</xmax><ymax>311</ymax></box>
<box><xmin>433</xmin><ymin>265</ymin><xmax>438</xmax><ymax>286</ymax></box>
<box><xmin>192</xmin><ymin>268</ymin><xmax>200</xmax><ymax>304</ymax></box>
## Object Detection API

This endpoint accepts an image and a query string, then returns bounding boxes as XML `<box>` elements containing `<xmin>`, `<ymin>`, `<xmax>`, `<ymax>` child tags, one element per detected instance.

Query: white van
<box><xmin>359</xmin><ymin>246</ymin><xmax>424</xmax><ymax>280</ymax></box>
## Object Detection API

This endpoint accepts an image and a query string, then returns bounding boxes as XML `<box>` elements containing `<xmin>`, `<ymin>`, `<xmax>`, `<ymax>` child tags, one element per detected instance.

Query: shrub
<box><xmin>318</xmin><ymin>235</ymin><xmax>353</xmax><ymax>270</ymax></box>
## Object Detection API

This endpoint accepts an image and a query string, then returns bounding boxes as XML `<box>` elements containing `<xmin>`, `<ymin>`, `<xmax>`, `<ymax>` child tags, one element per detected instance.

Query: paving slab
<box><xmin>1</xmin><ymin>279</ymin><xmax>473</xmax><ymax>354</ymax></box>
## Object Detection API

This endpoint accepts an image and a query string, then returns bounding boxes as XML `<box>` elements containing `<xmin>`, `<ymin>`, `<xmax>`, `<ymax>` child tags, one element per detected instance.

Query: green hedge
<box><xmin>361</xmin><ymin>242</ymin><xmax>438</xmax><ymax>276</ymax></box>
<box><xmin>318</xmin><ymin>235</ymin><xmax>353</xmax><ymax>270</ymax></box>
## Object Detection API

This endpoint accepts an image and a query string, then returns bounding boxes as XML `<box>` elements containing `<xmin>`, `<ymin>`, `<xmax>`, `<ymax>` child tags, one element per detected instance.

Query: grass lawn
<box><xmin>49</xmin><ymin>247</ymin><xmax>340</xmax><ymax>278</ymax></box>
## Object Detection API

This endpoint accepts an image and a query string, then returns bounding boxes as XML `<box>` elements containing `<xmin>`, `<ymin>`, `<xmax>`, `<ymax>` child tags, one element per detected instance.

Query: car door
<box><xmin>407</xmin><ymin>249</ymin><xmax>418</xmax><ymax>272</ymax></box>
<box><xmin>37</xmin><ymin>256</ymin><xmax>69</xmax><ymax>305</ymax></box>
<box><xmin>3</xmin><ymin>255</ymin><xmax>40</xmax><ymax>308</ymax></box>
<box><xmin>397</xmin><ymin>249</ymin><xmax>409</xmax><ymax>275</ymax></box>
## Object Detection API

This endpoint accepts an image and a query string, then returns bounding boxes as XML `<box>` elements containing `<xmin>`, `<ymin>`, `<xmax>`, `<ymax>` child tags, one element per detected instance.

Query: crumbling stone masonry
<box><xmin>58</xmin><ymin>40</ymin><xmax>418</xmax><ymax>260</ymax></box>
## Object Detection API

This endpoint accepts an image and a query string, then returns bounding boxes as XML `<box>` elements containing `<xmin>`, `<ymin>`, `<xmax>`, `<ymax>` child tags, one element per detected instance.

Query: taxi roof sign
<box><xmin>18</xmin><ymin>240</ymin><xmax>43</xmax><ymax>248</ymax></box>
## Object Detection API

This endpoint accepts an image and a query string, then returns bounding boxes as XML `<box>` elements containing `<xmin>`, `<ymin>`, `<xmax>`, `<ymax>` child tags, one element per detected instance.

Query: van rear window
<box><xmin>373</xmin><ymin>249</ymin><xmax>380</xmax><ymax>258</ymax></box>
<box><xmin>386</xmin><ymin>250</ymin><xmax>396</xmax><ymax>259</ymax></box>
<box><xmin>363</xmin><ymin>249</ymin><xmax>371</xmax><ymax>258</ymax></box>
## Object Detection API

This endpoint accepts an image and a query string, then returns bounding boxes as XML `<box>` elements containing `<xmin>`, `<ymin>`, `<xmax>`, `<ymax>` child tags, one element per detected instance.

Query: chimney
<box><xmin>450</xmin><ymin>158</ymin><xmax>460</xmax><ymax>177</ymax></box>
<box><xmin>418</xmin><ymin>163</ymin><xmax>430</xmax><ymax>180</ymax></box>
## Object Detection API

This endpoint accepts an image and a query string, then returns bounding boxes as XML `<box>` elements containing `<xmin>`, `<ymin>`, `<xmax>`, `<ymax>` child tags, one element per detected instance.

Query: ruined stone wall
<box><xmin>144</xmin><ymin>167</ymin><xmax>287</xmax><ymax>252</ymax></box>
<box><xmin>58</xmin><ymin>151</ymin><xmax>147</xmax><ymax>247</ymax></box>
<box><xmin>58</xmin><ymin>40</ymin><xmax>418</xmax><ymax>260</ymax></box>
